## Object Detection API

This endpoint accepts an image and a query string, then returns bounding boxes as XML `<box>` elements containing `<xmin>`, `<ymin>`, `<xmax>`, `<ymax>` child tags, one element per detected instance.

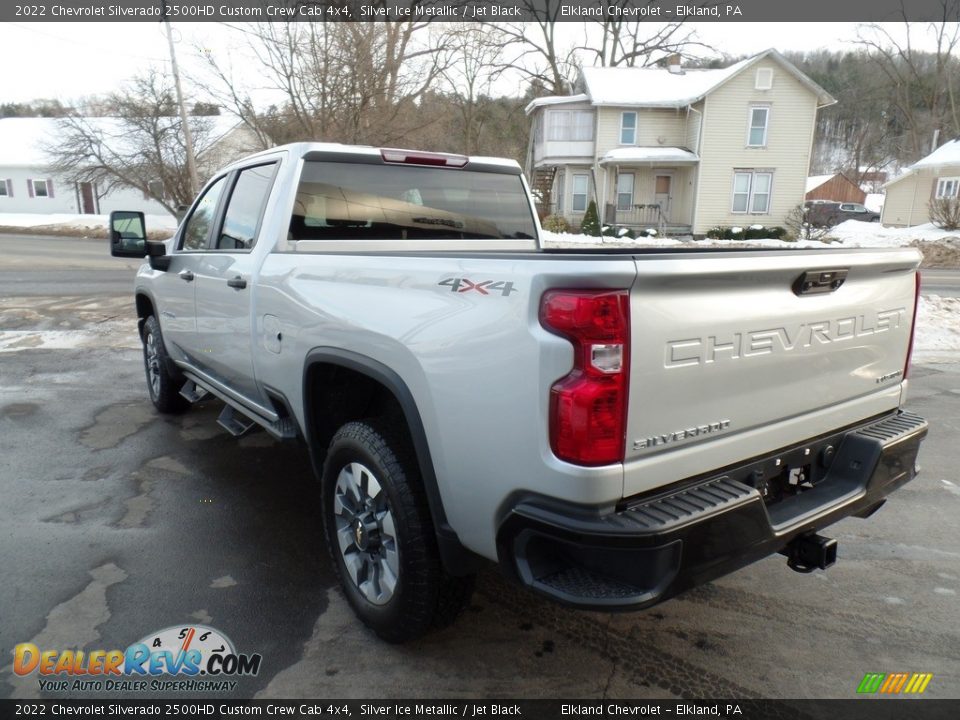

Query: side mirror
<box><xmin>109</xmin><ymin>211</ymin><xmax>147</xmax><ymax>258</ymax></box>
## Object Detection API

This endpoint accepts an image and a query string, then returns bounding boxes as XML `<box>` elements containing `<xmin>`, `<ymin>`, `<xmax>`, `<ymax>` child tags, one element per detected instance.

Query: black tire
<box><xmin>321</xmin><ymin>420</ymin><xmax>474</xmax><ymax>643</ymax></box>
<box><xmin>141</xmin><ymin>315</ymin><xmax>190</xmax><ymax>414</ymax></box>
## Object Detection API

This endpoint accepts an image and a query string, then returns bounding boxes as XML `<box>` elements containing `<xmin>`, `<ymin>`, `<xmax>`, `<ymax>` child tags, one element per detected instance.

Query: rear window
<box><xmin>289</xmin><ymin>161</ymin><xmax>536</xmax><ymax>241</ymax></box>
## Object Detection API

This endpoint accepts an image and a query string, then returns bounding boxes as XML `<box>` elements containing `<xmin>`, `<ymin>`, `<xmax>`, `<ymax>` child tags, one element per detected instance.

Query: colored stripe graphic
<box><xmin>857</xmin><ymin>673</ymin><xmax>885</xmax><ymax>693</ymax></box>
<box><xmin>858</xmin><ymin>672</ymin><xmax>932</xmax><ymax>694</ymax></box>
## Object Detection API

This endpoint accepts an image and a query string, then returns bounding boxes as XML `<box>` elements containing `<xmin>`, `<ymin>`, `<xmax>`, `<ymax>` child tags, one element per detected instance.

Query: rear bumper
<box><xmin>496</xmin><ymin>411</ymin><xmax>927</xmax><ymax>610</ymax></box>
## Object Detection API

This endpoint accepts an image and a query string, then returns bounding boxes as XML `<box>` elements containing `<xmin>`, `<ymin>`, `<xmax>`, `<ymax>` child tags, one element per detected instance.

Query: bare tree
<box><xmin>197</xmin><ymin>18</ymin><xmax>453</xmax><ymax>147</ymax></box>
<box><xmin>580</xmin><ymin>6</ymin><xmax>711</xmax><ymax>68</ymax></box>
<box><xmin>857</xmin><ymin>1</ymin><xmax>960</xmax><ymax>160</ymax></box>
<box><xmin>45</xmin><ymin>71</ymin><xmax>222</xmax><ymax>215</ymax></box>
<box><xmin>437</xmin><ymin>23</ymin><xmax>505</xmax><ymax>154</ymax></box>
<box><xmin>489</xmin><ymin>2</ymin><xmax>579</xmax><ymax>95</ymax></box>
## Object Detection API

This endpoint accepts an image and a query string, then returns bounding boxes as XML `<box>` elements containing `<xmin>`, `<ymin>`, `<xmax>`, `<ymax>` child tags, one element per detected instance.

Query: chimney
<box><xmin>667</xmin><ymin>54</ymin><xmax>684</xmax><ymax>75</ymax></box>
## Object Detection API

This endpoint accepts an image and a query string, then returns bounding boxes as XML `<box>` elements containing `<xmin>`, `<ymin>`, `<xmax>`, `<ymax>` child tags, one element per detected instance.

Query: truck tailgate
<box><xmin>623</xmin><ymin>248</ymin><xmax>920</xmax><ymax>497</ymax></box>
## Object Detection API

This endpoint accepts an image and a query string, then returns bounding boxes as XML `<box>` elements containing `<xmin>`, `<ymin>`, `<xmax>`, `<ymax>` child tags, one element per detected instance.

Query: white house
<box><xmin>881</xmin><ymin>138</ymin><xmax>960</xmax><ymax>227</ymax></box>
<box><xmin>525</xmin><ymin>50</ymin><xmax>836</xmax><ymax>236</ymax></box>
<box><xmin>0</xmin><ymin>116</ymin><xmax>256</xmax><ymax>217</ymax></box>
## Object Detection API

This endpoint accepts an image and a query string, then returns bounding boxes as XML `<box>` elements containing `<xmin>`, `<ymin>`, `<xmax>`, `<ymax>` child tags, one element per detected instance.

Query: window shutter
<box><xmin>28</xmin><ymin>180</ymin><xmax>34</xmax><ymax>198</ymax></box>
<box><xmin>47</xmin><ymin>179</ymin><xmax>55</xmax><ymax>198</ymax></box>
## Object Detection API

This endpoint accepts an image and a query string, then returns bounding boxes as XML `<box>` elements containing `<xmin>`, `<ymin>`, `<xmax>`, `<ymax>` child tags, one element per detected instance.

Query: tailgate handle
<box><xmin>793</xmin><ymin>268</ymin><xmax>848</xmax><ymax>296</ymax></box>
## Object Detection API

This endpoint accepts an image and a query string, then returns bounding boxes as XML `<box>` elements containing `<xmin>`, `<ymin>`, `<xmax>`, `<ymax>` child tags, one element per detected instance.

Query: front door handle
<box><xmin>178</xmin><ymin>270</ymin><xmax>194</xmax><ymax>282</ymax></box>
<box><xmin>227</xmin><ymin>276</ymin><xmax>247</xmax><ymax>290</ymax></box>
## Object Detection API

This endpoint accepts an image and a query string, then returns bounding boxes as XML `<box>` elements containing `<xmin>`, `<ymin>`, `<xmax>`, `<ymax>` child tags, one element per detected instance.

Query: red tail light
<box><xmin>540</xmin><ymin>290</ymin><xmax>630</xmax><ymax>466</ymax></box>
<box><xmin>904</xmin><ymin>271</ymin><xmax>921</xmax><ymax>380</ymax></box>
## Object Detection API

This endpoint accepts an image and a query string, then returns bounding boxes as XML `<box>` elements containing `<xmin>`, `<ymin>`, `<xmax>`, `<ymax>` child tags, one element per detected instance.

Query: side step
<box><xmin>217</xmin><ymin>405</ymin><xmax>257</xmax><ymax>437</ymax></box>
<box><xmin>216</xmin><ymin>404</ymin><xmax>299</xmax><ymax>440</ymax></box>
<box><xmin>179</xmin><ymin>380</ymin><xmax>210</xmax><ymax>404</ymax></box>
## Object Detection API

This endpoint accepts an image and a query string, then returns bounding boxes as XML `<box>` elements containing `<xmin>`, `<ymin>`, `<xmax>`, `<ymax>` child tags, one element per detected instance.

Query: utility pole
<box><xmin>161</xmin><ymin>2</ymin><xmax>199</xmax><ymax>197</ymax></box>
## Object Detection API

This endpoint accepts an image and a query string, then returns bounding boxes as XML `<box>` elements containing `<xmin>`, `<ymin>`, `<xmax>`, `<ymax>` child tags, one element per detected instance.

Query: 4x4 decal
<box><xmin>438</xmin><ymin>278</ymin><xmax>517</xmax><ymax>296</ymax></box>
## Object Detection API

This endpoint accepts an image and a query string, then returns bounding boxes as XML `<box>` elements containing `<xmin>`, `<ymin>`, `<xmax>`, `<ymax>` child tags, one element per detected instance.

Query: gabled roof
<box><xmin>913</xmin><ymin>138</ymin><xmax>960</xmax><ymax>169</ymax></box>
<box><xmin>805</xmin><ymin>174</ymin><xmax>836</xmax><ymax>192</ymax></box>
<box><xmin>883</xmin><ymin>138</ymin><xmax>960</xmax><ymax>187</ymax></box>
<box><xmin>526</xmin><ymin>49</ymin><xmax>836</xmax><ymax>114</ymax></box>
<box><xmin>0</xmin><ymin>116</ymin><xmax>242</xmax><ymax>167</ymax></box>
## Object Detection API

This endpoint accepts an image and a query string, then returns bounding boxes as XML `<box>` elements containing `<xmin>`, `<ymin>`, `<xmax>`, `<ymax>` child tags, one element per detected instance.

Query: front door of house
<box><xmin>79</xmin><ymin>182</ymin><xmax>96</xmax><ymax>214</ymax></box>
<box><xmin>654</xmin><ymin>174</ymin><xmax>672</xmax><ymax>222</ymax></box>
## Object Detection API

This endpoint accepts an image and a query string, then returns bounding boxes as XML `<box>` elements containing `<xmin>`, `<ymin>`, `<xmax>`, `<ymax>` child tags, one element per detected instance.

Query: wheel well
<box><xmin>305</xmin><ymin>363</ymin><xmax>409</xmax><ymax>464</ymax></box>
<box><xmin>135</xmin><ymin>294</ymin><xmax>154</xmax><ymax>321</ymax></box>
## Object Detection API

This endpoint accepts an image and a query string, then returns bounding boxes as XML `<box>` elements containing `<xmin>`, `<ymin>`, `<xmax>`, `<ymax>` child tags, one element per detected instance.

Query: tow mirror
<box><xmin>109</xmin><ymin>211</ymin><xmax>147</xmax><ymax>258</ymax></box>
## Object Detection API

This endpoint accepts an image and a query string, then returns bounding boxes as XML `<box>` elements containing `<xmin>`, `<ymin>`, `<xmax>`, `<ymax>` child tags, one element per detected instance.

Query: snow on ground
<box><xmin>914</xmin><ymin>295</ymin><xmax>960</xmax><ymax>362</ymax></box>
<box><xmin>0</xmin><ymin>212</ymin><xmax>178</xmax><ymax>233</ymax></box>
<box><xmin>864</xmin><ymin>193</ymin><xmax>885</xmax><ymax>213</ymax></box>
<box><xmin>542</xmin><ymin>219</ymin><xmax>960</xmax><ymax>250</ymax></box>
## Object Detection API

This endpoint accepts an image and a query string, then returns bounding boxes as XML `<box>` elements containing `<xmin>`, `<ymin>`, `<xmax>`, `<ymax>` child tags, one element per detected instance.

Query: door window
<box><xmin>217</xmin><ymin>163</ymin><xmax>278</xmax><ymax>251</ymax></box>
<box><xmin>181</xmin><ymin>176</ymin><xmax>227</xmax><ymax>251</ymax></box>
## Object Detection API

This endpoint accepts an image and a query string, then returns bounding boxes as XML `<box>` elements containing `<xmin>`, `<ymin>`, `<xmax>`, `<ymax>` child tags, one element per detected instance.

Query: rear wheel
<box><xmin>142</xmin><ymin>315</ymin><xmax>190</xmax><ymax>414</ymax></box>
<box><xmin>321</xmin><ymin>420</ymin><xmax>474</xmax><ymax>642</ymax></box>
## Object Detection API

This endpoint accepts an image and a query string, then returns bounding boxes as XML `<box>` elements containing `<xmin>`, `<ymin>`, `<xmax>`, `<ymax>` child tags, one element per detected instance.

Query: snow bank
<box><xmin>0</xmin><ymin>212</ymin><xmax>178</xmax><ymax>232</ymax></box>
<box><xmin>914</xmin><ymin>295</ymin><xmax>960</xmax><ymax>361</ymax></box>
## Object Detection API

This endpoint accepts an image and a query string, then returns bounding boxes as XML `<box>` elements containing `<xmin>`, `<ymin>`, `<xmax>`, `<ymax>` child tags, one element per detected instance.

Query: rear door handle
<box><xmin>178</xmin><ymin>270</ymin><xmax>194</xmax><ymax>282</ymax></box>
<box><xmin>227</xmin><ymin>276</ymin><xmax>247</xmax><ymax>290</ymax></box>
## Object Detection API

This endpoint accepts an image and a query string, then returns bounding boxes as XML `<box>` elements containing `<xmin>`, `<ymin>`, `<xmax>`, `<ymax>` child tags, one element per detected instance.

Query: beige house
<box><xmin>881</xmin><ymin>139</ymin><xmax>960</xmax><ymax>227</ymax></box>
<box><xmin>525</xmin><ymin>50</ymin><xmax>835</xmax><ymax>236</ymax></box>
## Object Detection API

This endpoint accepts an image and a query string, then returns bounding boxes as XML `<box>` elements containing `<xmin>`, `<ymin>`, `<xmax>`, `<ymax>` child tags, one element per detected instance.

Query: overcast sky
<box><xmin>0</xmin><ymin>21</ymin><xmax>950</xmax><ymax>105</ymax></box>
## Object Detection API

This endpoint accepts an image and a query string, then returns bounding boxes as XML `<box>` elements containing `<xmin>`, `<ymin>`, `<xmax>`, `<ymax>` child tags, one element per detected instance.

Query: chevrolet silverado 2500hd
<box><xmin>109</xmin><ymin>143</ymin><xmax>928</xmax><ymax>642</ymax></box>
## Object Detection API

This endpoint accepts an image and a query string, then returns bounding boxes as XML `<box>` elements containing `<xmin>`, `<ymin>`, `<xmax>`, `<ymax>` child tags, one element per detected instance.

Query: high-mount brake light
<box><xmin>380</xmin><ymin>149</ymin><xmax>469</xmax><ymax>167</ymax></box>
<box><xmin>540</xmin><ymin>290</ymin><xmax>630</xmax><ymax>466</ymax></box>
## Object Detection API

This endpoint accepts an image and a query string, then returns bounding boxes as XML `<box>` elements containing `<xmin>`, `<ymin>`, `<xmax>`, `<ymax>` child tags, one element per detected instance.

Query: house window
<box><xmin>936</xmin><ymin>177</ymin><xmax>959</xmax><ymax>199</ymax></box>
<box><xmin>616</xmin><ymin>173</ymin><xmax>634</xmax><ymax>211</ymax></box>
<box><xmin>620</xmin><ymin>112</ymin><xmax>637</xmax><ymax>145</ymax></box>
<box><xmin>732</xmin><ymin>171</ymin><xmax>773</xmax><ymax>214</ymax></box>
<box><xmin>755</xmin><ymin>68</ymin><xmax>773</xmax><ymax>90</ymax></box>
<box><xmin>0</xmin><ymin>179</ymin><xmax>10</xmax><ymax>197</ymax></box>
<box><xmin>547</xmin><ymin>111</ymin><xmax>594</xmax><ymax>142</ymax></box>
<box><xmin>747</xmin><ymin>107</ymin><xmax>769</xmax><ymax>147</ymax></box>
<box><xmin>572</xmin><ymin>174</ymin><xmax>589</xmax><ymax>213</ymax></box>
<box><xmin>31</xmin><ymin>179</ymin><xmax>52</xmax><ymax>198</ymax></box>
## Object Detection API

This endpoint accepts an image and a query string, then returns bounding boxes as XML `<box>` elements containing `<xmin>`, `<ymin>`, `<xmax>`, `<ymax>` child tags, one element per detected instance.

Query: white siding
<box><xmin>693</xmin><ymin>60</ymin><xmax>819</xmax><ymax>234</ymax></box>
<box><xmin>595</xmin><ymin>107</ymin><xmax>688</xmax><ymax>157</ymax></box>
<box><xmin>532</xmin><ymin>105</ymin><xmax>595</xmax><ymax>164</ymax></box>
<box><xmin>880</xmin><ymin>167</ymin><xmax>954</xmax><ymax>226</ymax></box>
<box><xmin>0</xmin><ymin>166</ymin><xmax>169</xmax><ymax>216</ymax></box>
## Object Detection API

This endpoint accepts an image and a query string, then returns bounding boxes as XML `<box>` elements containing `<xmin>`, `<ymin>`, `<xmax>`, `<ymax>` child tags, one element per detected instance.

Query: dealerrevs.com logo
<box><xmin>13</xmin><ymin>625</ymin><xmax>261</xmax><ymax>693</ymax></box>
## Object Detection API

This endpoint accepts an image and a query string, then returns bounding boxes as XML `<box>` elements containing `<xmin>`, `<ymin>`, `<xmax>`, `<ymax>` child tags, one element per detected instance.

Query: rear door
<box><xmin>192</xmin><ymin>162</ymin><xmax>279</xmax><ymax>403</ymax></box>
<box><xmin>622</xmin><ymin>249</ymin><xmax>920</xmax><ymax>496</ymax></box>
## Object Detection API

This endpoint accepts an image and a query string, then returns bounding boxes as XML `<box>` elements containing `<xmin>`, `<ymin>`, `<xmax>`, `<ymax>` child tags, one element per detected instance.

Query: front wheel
<box><xmin>321</xmin><ymin>420</ymin><xmax>474</xmax><ymax>642</ymax></box>
<box><xmin>141</xmin><ymin>315</ymin><xmax>190</xmax><ymax>414</ymax></box>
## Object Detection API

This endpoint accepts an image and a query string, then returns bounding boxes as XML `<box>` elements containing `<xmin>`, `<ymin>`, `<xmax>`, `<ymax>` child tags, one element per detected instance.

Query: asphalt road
<box><xmin>921</xmin><ymin>269</ymin><xmax>960</xmax><ymax>297</ymax></box>
<box><xmin>1</xmin><ymin>235</ymin><xmax>958</xmax><ymax>702</ymax></box>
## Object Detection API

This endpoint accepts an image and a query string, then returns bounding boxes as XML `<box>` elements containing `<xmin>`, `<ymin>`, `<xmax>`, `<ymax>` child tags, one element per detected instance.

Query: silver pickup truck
<box><xmin>110</xmin><ymin>143</ymin><xmax>928</xmax><ymax>643</ymax></box>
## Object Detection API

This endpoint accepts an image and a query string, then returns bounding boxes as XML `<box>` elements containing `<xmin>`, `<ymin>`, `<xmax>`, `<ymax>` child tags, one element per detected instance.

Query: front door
<box><xmin>79</xmin><ymin>182</ymin><xmax>96</xmax><ymax>214</ymax></box>
<box><xmin>193</xmin><ymin>162</ymin><xmax>278</xmax><ymax>405</ymax></box>
<box><xmin>156</xmin><ymin>174</ymin><xmax>229</xmax><ymax>364</ymax></box>
<box><xmin>654</xmin><ymin>174</ymin><xmax>673</xmax><ymax>222</ymax></box>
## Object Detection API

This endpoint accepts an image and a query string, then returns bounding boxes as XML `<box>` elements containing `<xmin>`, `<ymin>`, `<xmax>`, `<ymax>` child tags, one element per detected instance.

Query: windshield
<box><xmin>290</xmin><ymin>161</ymin><xmax>537</xmax><ymax>241</ymax></box>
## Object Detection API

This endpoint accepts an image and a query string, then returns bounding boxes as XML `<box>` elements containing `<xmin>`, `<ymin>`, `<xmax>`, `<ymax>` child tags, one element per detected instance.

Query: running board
<box><xmin>218</xmin><ymin>405</ymin><xmax>256</xmax><ymax>437</ymax></box>
<box><xmin>179</xmin><ymin>380</ymin><xmax>210</xmax><ymax>404</ymax></box>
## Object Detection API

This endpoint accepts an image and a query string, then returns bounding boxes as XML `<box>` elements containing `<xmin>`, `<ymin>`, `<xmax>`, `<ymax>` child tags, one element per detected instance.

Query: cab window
<box><xmin>180</xmin><ymin>176</ymin><xmax>227</xmax><ymax>251</ymax></box>
<box><xmin>216</xmin><ymin>163</ymin><xmax>278</xmax><ymax>251</ymax></box>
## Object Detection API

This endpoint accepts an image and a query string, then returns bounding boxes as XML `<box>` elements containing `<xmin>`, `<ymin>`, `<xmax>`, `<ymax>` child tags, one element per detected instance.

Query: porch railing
<box><xmin>605</xmin><ymin>203</ymin><xmax>665</xmax><ymax>234</ymax></box>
